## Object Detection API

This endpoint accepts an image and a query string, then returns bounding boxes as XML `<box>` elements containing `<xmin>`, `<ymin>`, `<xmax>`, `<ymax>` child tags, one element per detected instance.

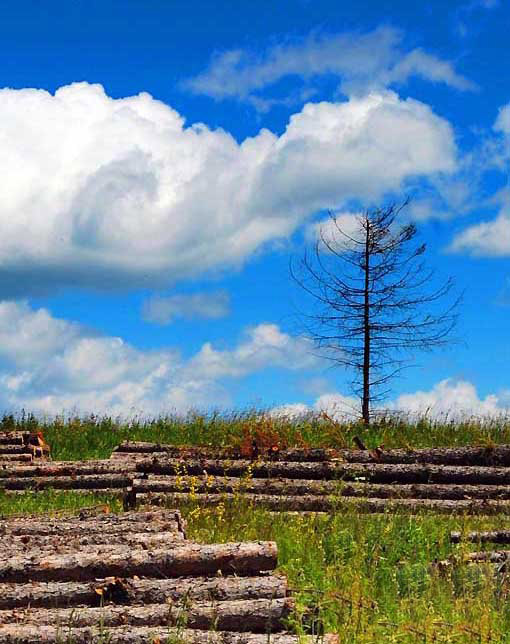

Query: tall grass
<box><xmin>4</xmin><ymin>408</ymin><xmax>510</xmax><ymax>461</ymax></box>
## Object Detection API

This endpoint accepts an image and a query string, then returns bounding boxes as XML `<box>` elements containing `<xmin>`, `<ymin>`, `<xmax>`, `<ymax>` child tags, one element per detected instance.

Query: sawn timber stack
<box><xmin>0</xmin><ymin>507</ymin><xmax>321</xmax><ymax>644</ymax></box>
<box><xmin>0</xmin><ymin>429</ymin><xmax>50</xmax><ymax>464</ymax></box>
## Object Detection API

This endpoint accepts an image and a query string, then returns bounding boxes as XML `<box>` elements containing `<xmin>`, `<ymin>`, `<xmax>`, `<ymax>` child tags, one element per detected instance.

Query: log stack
<box><xmin>113</xmin><ymin>441</ymin><xmax>510</xmax><ymax>515</ymax></box>
<box><xmin>0</xmin><ymin>507</ymin><xmax>325</xmax><ymax>644</ymax></box>
<box><xmin>0</xmin><ymin>430</ymin><xmax>51</xmax><ymax>465</ymax></box>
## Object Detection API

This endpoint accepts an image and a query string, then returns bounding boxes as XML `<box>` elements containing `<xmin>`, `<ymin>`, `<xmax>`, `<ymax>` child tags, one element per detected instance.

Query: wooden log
<box><xmin>139</xmin><ymin>492</ymin><xmax>510</xmax><ymax>514</ymax></box>
<box><xmin>0</xmin><ymin>597</ymin><xmax>294</xmax><ymax>632</ymax></box>
<box><xmin>0</xmin><ymin>454</ymin><xmax>32</xmax><ymax>464</ymax></box>
<box><xmin>0</xmin><ymin>460</ymin><xmax>137</xmax><ymax>479</ymax></box>
<box><xmin>0</xmin><ymin>445</ymin><xmax>26</xmax><ymax>455</ymax></box>
<box><xmin>135</xmin><ymin>458</ymin><xmax>510</xmax><ymax>485</ymax></box>
<box><xmin>0</xmin><ymin>432</ymin><xmax>26</xmax><ymax>446</ymax></box>
<box><xmin>0</xmin><ymin>575</ymin><xmax>288</xmax><ymax>609</ymax></box>
<box><xmin>0</xmin><ymin>531</ymin><xmax>187</xmax><ymax>555</ymax></box>
<box><xmin>113</xmin><ymin>441</ymin><xmax>337</xmax><ymax>462</ymax></box>
<box><xmin>338</xmin><ymin>444</ymin><xmax>510</xmax><ymax>466</ymax></box>
<box><xmin>451</xmin><ymin>530</ymin><xmax>510</xmax><ymax>543</ymax></box>
<box><xmin>0</xmin><ymin>541</ymin><xmax>277</xmax><ymax>582</ymax></box>
<box><xmin>0</xmin><ymin>474</ymin><xmax>132</xmax><ymax>491</ymax></box>
<box><xmin>133</xmin><ymin>477</ymin><xmax>510</xmax><ymax>501</ymax></box>
<box><xmin>465</xmin><ymin>551</ymin><xmax>510</xmax><ymax>563</ymax></box>
<box><xmin>0</xmin><ymin>625</ymin><xmax>338</xmax><ymax>644</ymax></box>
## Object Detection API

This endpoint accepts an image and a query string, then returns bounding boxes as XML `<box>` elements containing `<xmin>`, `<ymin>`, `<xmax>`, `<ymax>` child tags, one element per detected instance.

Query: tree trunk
<box><xmin>362</xmin><ymin>218</ymin><xmax>371</xmax><ymax>426</ymax></box>
<box><xmin>0</xmin><ymin>474</ymin><xmax>132</xmax><ymax>490</ymax></box>
<box><xmin>0</xmin><ymin>454</ymin><xmax>32</xmax><ymax>463</ymax></box>
<box><xmin>137</xmin><ymin>491</ymin><xmax>510</xmax><ymax>514</ymax></box>
<box><xmin>112</xmin><ymin>443</ymin><xmax>337</xmax><ymax>463</ymax></box>
<box><xmin>338</xmin><ymin>444</ymin><xmax>510</xmax><ymax>466</ymax></box>
<box><xmin>0</xmin><ymin>541</ymin><xmax>277</xmax><ymax>583</ymax></box>
<box><xmin>0</xmin><ymin>625</ymin><xmax>338</xmax><ymax>644</ymax></box>
<box><xmin>0</xmin><ymin>575</ymin><xmax>288</xmax><ymax>610</ymax></box>
<box><xmin>1</xmin><ymin>531</ymin><xmax>187</xmax><ymax>555</ymax></box>
<box><xmin>0</xmin><ymin>445</ymin><xmax>26</xmax><ymax>455</ymax></box>
<box><xmin>133</xmin><ymin>477</ymin><xmax>510</xmax><ymax>501</ymax></box>
<box><xmin>0</xmin><ymin>432</ymin><xmax>26</xmax><ymax>445</ymax></box>
<box><xmin>135</xmin><ymin>458</ymin><xmax>510</xmax><ymax>484</ymax></box>
<box><xmin>0</xmin><ymin>460</ymin><xmax>137</xmax><ymax>478</ymax></box>
<box><xmin>0</xmin><ymin>597</ymin><xmax>294</xmax><ymax>632</ymax></box>
<box><xmin>450</xmin><ymin>530</ymin><xmax>510</xmax><ymax>544</ymax></box>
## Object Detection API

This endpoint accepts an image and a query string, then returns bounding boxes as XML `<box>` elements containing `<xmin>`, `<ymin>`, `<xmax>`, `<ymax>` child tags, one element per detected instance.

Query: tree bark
<box><xmin>450</xmin><ymin>530</ymin><xmax>510</xmax><ymax>544</ymax></box>
<box><xmin>0</xmin><ymin>446</ymin><xmax>26</xmax><ymax>455</ymax></box>
<box><xmin>465</xmin><ymin>551</ymin><xmax>510</xmax><ymax>563</ymax></box>
<box><xmin>112</xmin><ymin>442</ymin><xmax>337</xmax><ymax>462</ymax></box>
<box><xmin>137</xmin><ymin>491</ymin><xmax>510</xmax><ymax>514</ymax></box>
<box><xmin>0</xmin><ymin>461</ymin><xmax>138</xmax><ymax>479</ymax></box>
<box><xmin>337</xmin><ymin>444</ymin><xmax>510</xmax><ymax>466</ymax></box>
<box><xmin>0</xmin><ymin>625</ymin><xmax>338</xmax><ymax>644</ymax></box>
<box><xmin>0</xmin><ymin>454</ymin><xmax>32</xmax><ymax>463</ymax></box>
<box><xmin>133</xmin><ymin>477</ymin><xmax>510</xmax><ymax>501</ymax></box>
<box><xmin>0</xmin><ymin>575</ymin><xmax>288</xmax><ymax>610</ymax></box>
<box><xmin>1</xmin><ymin>531</ymin><xmax>187</xmax><ymax>555</ymax></box>
<box><xmin>135</xmin><ymin>458</ymin><xmax>510</xmax><ymax>484</ymax></box>
<box><xmin>0</xmin><ymin>432</ymin><xmax>26</xmax><ymax>446</ymax></box>
<box><xmin>0</xmin><ymin>541</ymin><xmax>278</xmax><ymax>583</ymax></box>
<box><xmin>0</xmin><ymin>597</ymin><xmax>294</xmax><ymax>632</ymax></box>
<box><xmin>0</xmin><ymin>474</ymin><xmax>132</xmax><ymax>491</ymax></box>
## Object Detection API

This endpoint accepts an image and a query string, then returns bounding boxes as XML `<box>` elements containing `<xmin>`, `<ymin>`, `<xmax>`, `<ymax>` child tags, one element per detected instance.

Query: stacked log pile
<box><xmin>0</xmin><ymin>430</ymin><xmax>50</xmax><ymax>465</ymax></box>
<box><xmin>0</xmin><ymin>508</ymin><xmax>323</xmax><ymax>644</ymax></box>
<box><xmin>114</xmin><ymin>441</ymin><xmax>510</xmax><ymax>514</ymax></box>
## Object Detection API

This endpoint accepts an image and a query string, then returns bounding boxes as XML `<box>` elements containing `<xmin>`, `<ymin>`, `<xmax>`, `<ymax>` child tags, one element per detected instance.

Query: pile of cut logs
<box><xmin>0</xmin><ymin>507</ymin><xmax>330</xmax><ymax>643</ymax></box>
<box><xmin>0</xmin><ymin>431</ymin><xmax>50</xmax><ymax>465</ymax></box>
<box><xmin>112</xmin><ymin>442</ymin><xmax>510</xmax><ymax>514</ymax></box>
<box><xmin>7</xmin><ymin>436</ymin><xmax>510</xmax><ymax>515</ymax></box>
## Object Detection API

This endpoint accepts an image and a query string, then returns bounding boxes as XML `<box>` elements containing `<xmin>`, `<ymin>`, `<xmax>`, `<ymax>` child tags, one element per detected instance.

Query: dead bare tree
<box><xmin>291</xmin><ymin>200</ymin><xmax>460</xmax><ymax>426</ymax></box>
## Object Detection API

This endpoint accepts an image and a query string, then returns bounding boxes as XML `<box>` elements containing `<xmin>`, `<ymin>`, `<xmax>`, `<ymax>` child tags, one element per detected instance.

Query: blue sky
<box><xmin>0</xmin><ymin>0</ymin><xmax>509</xmax><ymax>421</ymax></box>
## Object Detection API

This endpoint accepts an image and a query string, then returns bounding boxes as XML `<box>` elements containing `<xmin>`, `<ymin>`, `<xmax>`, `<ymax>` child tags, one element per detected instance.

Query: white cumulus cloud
<box><xmin>0</xmin><ymin>301</ymin><xmax>317</xmax><ymax>419</ymax></box>
<box><xmin>0</xmin><ymin>83</ymin><xmax>457</xmax><ymax>297</ymax></box>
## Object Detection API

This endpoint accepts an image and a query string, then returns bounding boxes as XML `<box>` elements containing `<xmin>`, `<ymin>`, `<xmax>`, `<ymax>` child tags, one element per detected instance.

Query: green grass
<box><xmin>4</xmin><ymin>410</ymin><xmax>510</xmax><ymax>641</ymax></box>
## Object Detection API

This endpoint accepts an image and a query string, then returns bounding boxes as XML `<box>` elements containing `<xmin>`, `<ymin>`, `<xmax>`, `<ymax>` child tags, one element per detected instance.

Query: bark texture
<box><xmin>0</xmin><ymin>454</ymin><xmax>32</xmax><ymax>464</ymax></box>
<box><xmin>0</xmin><ymin>625</ymin><xmax>338</xmax><ymax>644</ymax></box>
<box><xmin>133</xmin><ymin>477</ymin><xmax>510</xmax><ymax>501</ymax></box>
<box><xmin>0</xmin><ymin>575</ymin><xmax>288</xmax><ymax>609</ymax></box>
<box><xmin>138</xmin><ymin>492</ymin><xmax>510</xmax><ymax>514</ymax></box>
<box><xmin>451</xmin><ymin>530</ymin><xmax>510</xmax><ymax>544</ymax></box>
<box><xmin>0</xmin><ymin>541</ymin><xmax>277</xmax><ymax>583</ymax></box>
<box><xmin>337</xmin><ymin>444</ymin><xmax>510</xmax><ymax>466</ymax></box>
<box><xmin>0</xmin><ymin>461</ymin><xmax>137</xmax><ymax>479</ymax></box>
<box><xmin>0</xmin><ymin>433</ymin><xmax>25</xmax><ymax>446</ymax></box>
<box><xmin>113</xmin><ymin>442</ymin><xmax>337</xmax><ymax>462</ymax></box>
<box><xmin>0</xmin><ymin>474</ymin><xmax>132</xmax><ymax>490</ymax></box>
<box><xmin>0</xmin><ymin>597</ymin><xmax>294</xmax><ymax>632</ymax></box>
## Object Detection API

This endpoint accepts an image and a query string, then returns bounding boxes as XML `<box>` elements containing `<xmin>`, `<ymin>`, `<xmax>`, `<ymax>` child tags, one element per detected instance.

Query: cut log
<box><xmin>0</xmin><ymin>541</ymin><xmax>277</xmax><ymax>583</ymax></box>
<box><xmin>0</xmin><ymin>445</ymin><xmax>26</xmax><ymax>455</ymax></box>
<box><xmin>0</xmin><ymin>460</ymin><xmax>137</xmax><ymax>479</ymax></box>
<box><xmin>0</xmin><ymin>432</ymin><xmax>26</xmax><ymax>446</ymax></box>
<box><xmin>136</xmin><ymin>458</ymin><xmax>510</xmax><ymax>485</ymax></box>
<box><xmin>133</xmin><ymin>477</ymin><xmax>510</xmax><ymax>501</ymax></box>
<box><xmin>338</xmin><ymin>444</ymin><xmax>510</xmax><ymax>466</ymax></box>
<box><xmin>0</xmin><ymin>474</ymin><xmax>132</xmax><ymax>491</ymax></box>
<box><xmin>0</xmin><ymin>575</ymin><xmax>288</xmax><ymax>609</ymax></box>
<box><xmin>1</xmin><ymin>507</ymin><xmax>183</xmax><ymax>524</ymax></box>
<box><xmin>1</xmin><ymin>531</ymin><xmax>187</xmax><ymax>555</ymax></box>
<box><xmin>465</xmin><ymin>551</ymin><xmax>510</xmax><ymax>563</ymax></box>
<box><xmin>0</xmin><ymin>625</ymin><xmax>338</xmax><ymax>644</ymax></box>
<box><xmin>0</xmin><ymin>454</ymin><xmax>32</xmax><ymax>464</ymax></box>
<box><xmin>451</xmin><ymin>530</ymin><xmax>510</xmax><ymax>543</ymax></box>
<box><xmin>138</xmin><ymin>492</ymin><xmax>510</xmax><ymax>514</ymax></box>
<box><xmin>0</xmin><ymin>597</ymin><xmax>294</xmax><ymax>632</ymax></box>
<box><xmin>0</xmin><ymin>518</ymin><xmax>184</xmax><ymax>537</ymax></box>
<box><xmin>113</xmin><ymin>441</ymin><xmax>337</xmax><ymax>462</ymax></box>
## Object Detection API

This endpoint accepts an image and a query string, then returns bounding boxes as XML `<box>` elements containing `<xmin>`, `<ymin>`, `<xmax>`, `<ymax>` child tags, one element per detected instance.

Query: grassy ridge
<box><xmin>4</xmin><ymin>410</ymin><xmax>510</xmax><ymax>641</ymax></box>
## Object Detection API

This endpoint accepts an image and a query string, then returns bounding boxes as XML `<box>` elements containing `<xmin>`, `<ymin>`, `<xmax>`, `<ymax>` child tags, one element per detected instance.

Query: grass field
<box><xmin>4</xmin><ymin>409</ymin><xmax>510</xmax><ymax>643</ymax></box>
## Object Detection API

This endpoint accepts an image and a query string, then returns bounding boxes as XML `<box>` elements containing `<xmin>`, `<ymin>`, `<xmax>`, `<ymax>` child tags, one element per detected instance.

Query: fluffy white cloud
<box><xmin>449</xmin><ymin>208</ymin><xmax>510</xmax><ymax>256</ymax></box>
<box><xmin>183</xmin><ymin>26</ymin><xmax>475</xmax><ymax>107</ymax></box>
<box><xmin>142</xmin><ymin>291</ymin><xmax>230</xmax><ymax>325</ymax></box>
<box><xmin>0</xmin><ymin>302</ymin><xmax>318</xmax><ymax>419</ymax></box>
<box><xmin>0</xmin><ymin>83</ymin><xmax>457</xmax><ymax>297</ymax></box>
<box><xmin>272</xmin><ymin>379</ymin><xmax>509</xmax><ymax>421</ymax></box>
